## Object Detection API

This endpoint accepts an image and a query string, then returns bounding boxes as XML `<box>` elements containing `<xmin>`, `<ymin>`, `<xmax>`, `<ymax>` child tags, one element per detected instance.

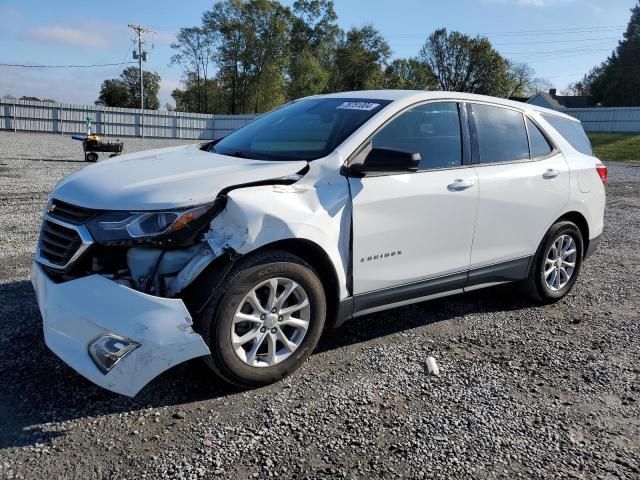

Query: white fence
<box><xmin>564</xmin><ymin>107</ymin><xmax>640</xmax><ymax>133</ymax></box>
<box><xmin>3</xmin><ymin>99</ymin><xmax>640</xmax><ymax>138</ymax></box>
<box><xmin>0</xmin><ymin>99</ymin><xmax>258</xmax><ymax>139</ymax></box>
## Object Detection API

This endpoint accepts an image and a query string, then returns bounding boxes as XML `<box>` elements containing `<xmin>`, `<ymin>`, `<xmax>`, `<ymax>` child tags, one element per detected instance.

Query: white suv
<box><xmin>32</xmin><ymin>91</ymin><xmax>606</xmax><ymax>396</ymax></box>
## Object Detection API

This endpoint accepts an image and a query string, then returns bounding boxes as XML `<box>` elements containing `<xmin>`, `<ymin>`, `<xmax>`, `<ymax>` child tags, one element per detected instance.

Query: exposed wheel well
<box><xmin>555</xmin><ymin>211</ymin><xmax>590</xmax><ymax>254</ymax></box>
<box><xmin>254</xmin><ymin>239</ymin><xmax>341</xmax><ymax>328</ymax></box>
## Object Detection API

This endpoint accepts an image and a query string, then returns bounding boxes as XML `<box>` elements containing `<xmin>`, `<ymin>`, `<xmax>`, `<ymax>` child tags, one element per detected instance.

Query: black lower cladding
<box><xmin>338</xmin><ymin>256</ymin><xmax>534</xmax><ymax>323</ymax></box>
<box><xmin>354</xmin><ymin>271</ymin><xmax>468</xmax><ymax>313</ymax></box>
<box><xmin>584</xmin><ymin>234</ymin><xmax>601</xmax><ymax>260</ymax></box>
<box><xmin>465</xmin><ymin>256</ymin><xmax>533</xmax><ymax>288</ymax></box>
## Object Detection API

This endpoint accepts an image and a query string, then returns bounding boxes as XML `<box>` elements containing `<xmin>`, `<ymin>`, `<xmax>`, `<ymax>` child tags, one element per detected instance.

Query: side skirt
<box><xmin>334</xmin><ymin>256</ymin><xmax>533</xmax><ymax>328</ymax></box>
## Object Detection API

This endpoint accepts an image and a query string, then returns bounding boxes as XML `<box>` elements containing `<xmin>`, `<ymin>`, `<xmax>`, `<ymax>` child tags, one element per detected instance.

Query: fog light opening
<box><xmin>88</xmin><ymin>334</ymin><xmax>140</xmax><ymax>374</ymax></box>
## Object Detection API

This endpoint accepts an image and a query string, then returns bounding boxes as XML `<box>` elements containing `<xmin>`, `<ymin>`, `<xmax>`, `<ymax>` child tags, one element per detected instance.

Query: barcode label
<box><xmin>337</xmin><ymin>102</ymin><xmax>380</xmax><ymax>111</ymax></box>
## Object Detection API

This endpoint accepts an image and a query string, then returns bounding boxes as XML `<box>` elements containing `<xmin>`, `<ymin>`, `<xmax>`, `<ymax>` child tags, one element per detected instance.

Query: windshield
<box><xmin>210</xmin><ymin>98</ymin><xmax>391</xmax><ymax>161</ymax></box>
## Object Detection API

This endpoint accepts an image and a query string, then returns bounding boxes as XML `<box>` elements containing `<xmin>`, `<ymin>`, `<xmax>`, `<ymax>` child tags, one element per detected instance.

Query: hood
<box><xmin>52</xmin><ymin>144</ymin><xmax>308</xmax><ymax>210</ymax></box>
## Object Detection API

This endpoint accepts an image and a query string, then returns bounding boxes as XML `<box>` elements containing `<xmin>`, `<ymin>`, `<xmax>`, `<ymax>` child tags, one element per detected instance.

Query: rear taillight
<box><xmin>596</xmin><ymin>164</ymin><xmax>608</xmax><ymax>185</ymax></box>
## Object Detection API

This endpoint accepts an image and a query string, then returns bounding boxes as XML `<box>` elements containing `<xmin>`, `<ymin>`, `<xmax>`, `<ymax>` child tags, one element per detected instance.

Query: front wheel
<box><xmin>195</xmin><ymin>250</ymin><xmax>326</xmax><ymax>388</ymax></box>
<box><xmin>525</xmin><ymin>221</ymin><xmax>584</xmax><ymax>303</ymax></box>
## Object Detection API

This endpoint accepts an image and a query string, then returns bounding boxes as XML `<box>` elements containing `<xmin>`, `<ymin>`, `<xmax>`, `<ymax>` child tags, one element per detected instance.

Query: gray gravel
<box><xmin>0</xmin><ymin>132</ymin><xmax>639</xmax><ymax>479</ymax></box>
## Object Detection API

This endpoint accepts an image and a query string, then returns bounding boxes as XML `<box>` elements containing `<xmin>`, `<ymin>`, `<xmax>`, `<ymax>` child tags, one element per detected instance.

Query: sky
<box><xmin>0</xmin><ymin>0</ymin><xmax>637</xmax><ymax>108</ymax></box>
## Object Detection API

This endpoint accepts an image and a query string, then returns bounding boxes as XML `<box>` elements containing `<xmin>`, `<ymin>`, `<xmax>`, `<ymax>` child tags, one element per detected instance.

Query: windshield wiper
<box><xmin>211</xmin><ymin>147</ymin><xmax>254</xmax><ymax>159</ymax></box>
<box><xmin>228</xmin><ymin>150</ymin><xmax>250</xmax><ymax>159</ymax></box>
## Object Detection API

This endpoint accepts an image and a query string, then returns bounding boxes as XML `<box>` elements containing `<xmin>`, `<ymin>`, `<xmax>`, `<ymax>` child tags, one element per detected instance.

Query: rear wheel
<box><xmin>525</xmin><ymin>221</ymin><xmax>584</xmax><ymax>303</ymax></box>
<box><xmin>85</xmin><ymin>152</ymin><xmax>98</xmax><ymax>162</ymax></box>
<box><xmin>195</xmin><ymin>250</ymin><xmax>326</xmax><ymax>388</ymax></box>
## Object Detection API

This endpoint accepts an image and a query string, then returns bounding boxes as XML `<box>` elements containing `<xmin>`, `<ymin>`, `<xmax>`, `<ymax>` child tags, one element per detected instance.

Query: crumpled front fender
<box><xmin>204</xmin><ymin>178</ymin><xmax>352</xmax><ymax>299</ymax></box>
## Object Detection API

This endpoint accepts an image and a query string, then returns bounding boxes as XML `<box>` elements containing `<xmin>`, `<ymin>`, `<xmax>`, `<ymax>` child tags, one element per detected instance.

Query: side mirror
<box><xmin>350</xmin><ymin>147</ymin><xmax>421</xmax><ymax>175</ymax></box>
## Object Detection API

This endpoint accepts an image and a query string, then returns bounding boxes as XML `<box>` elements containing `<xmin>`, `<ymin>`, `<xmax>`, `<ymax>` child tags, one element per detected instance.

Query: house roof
<box><xmin>527</xmin><ymin>92</ymin><xmax>590</xmax><ymax>110</ymax></box>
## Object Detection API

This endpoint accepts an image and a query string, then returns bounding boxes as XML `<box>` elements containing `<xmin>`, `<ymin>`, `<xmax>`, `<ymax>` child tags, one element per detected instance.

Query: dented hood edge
<box><xmin>51</xmin><ymin>144</ymin><xmax>309</xmax><ymax>210</ymax></box>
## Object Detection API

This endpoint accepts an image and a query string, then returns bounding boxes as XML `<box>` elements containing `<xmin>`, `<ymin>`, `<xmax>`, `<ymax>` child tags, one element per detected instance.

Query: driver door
<box><xmin>349</xmin><ymin>102</ymin><xmax>478</xmax><ymax>312</ymax></box>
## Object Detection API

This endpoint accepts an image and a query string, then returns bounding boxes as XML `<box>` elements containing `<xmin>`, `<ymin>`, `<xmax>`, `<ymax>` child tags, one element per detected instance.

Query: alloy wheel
<box><xmin>544</xmin><ymin>234</ymin><xmax>577</xmax><ymax>292</ymax></box>
<box><xmin>231</xmin><ymin>277</ymin><xmax>311</xmax><ymax>367</ymax></box>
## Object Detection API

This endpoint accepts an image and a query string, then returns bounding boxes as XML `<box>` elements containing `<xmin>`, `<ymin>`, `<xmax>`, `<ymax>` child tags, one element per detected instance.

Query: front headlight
<box><xmin>87</xmin><ymin>199</ymin><xmax>225</xmax><ymax>246</ymax></box>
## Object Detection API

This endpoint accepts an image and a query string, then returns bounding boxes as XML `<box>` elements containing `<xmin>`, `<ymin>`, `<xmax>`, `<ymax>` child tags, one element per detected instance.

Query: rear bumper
<box><xmin>31</xmin><ymin>262</ymin><xmax>210</xmax><ymax>397</ymax></box>
<box><xmin>585</xmin><ymin>234</ymin><xmax>601</xmax><ymax>260</ymax></box>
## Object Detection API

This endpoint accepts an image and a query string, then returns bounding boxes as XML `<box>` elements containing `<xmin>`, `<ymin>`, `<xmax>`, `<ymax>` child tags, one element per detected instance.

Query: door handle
<box><xmin>447</xmin><ymin>178</ymin><xmax>475</xmax><ymax>191</ymax></box>
<box><xmin>543</xmin><ymin>168</ymin><xmax>560</xmax><ymax>179</ymax></box>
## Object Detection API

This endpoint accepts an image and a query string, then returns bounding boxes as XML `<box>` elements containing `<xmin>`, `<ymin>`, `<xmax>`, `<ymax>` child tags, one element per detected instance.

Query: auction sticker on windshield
<box><xmin>337</xmin><ymin>101</ymin><xmax>381</xmax><ymax>111</ymax></box>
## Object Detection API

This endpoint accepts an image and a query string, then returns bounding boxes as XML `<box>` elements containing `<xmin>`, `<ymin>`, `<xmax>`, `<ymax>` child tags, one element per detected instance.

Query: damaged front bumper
<box><xmin>31</xmin><ymin>262</ymin><xmax>211</xmax><ymax>397</ymax></box>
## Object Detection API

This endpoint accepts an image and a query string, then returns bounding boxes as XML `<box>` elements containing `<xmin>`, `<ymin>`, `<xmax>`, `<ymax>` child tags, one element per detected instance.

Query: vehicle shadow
<box><xmin>318</xmin><ymin>286</ymin><xmax>534</xmax><ymax>353</ymax></box>
<box><xmin>0</xmin><ymin>279</ymin><xmax>534</xmax><ymax>450</ymax></box>
<box><xmin>18</xmin><ymin>158</ymin><xmax>86</xmax><ymax>164</ymax></box>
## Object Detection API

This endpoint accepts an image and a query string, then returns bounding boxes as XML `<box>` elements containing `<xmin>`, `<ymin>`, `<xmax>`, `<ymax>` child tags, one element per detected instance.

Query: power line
<box><xmin>524</xmin><ymin>50</ymin><xmax>617</xmax><ymax>64</ymax></box>
<box><xmin>547</xmin><ymin>63</ymin><xmax>640</xmax><ymax>78</ymax></box>
<box><xmin>505</xmin><ymin>44</ymin><xmax>616</xmax><ymax>56</ymax></box>
<box><xmin>492</xmin><ymin>36</ymin><xmax>621</xmax><ymax>46</ymax></box>
<box><xmin>388</xmin><ymin>36</ymin><xmax>623</xmax><ymax>48</ymax></box>
<box><xmin>470</xmin><ymin>25</ymin><xmax>627</xmax><ymax>36</ymax></box>
<box><xmin>512</xmin><ymin>43</ymin><xmax>640</xmax><ymax>62</ymax></box>
<box><xmin>384</xmin><ymin>25</ymin><xmax>627</xmax><ymax>38</ymax></box>
<box><xmin>0</xmin><ymin>61</ymin><xmax>136</xmax><ymax>68</ymax></box>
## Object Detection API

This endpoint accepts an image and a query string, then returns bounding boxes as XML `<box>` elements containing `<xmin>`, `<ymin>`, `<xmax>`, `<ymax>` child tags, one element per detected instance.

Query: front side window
<box><xmin>211</xmin><ymin>98</ymin><xmax>391</xmax><ymax>161</ymax></box>
<box><xmin>371</xmin><ymin>102</ymin><xmax>462</xmax><ymax>170</ymax></box>
<box><xmin>542</xmin><ymin>114</ymin><xmax>593</xmax><ymax>156</ymax></box>
<box><xmin>527</xmin><ymin>118</ymin><xmax>553</xmax><ymax>158</ymax></box>
<box><xmin>472</xmin><ymin>104</ymin><xmax>530</xmax><ymax>164</ymax></box>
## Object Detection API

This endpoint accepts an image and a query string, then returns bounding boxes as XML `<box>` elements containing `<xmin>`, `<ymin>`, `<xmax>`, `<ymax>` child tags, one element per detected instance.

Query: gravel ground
<box><xmin>0</xmin><ymin>132</ymin><xmax>639</xmax><ymax>479</ymax></box>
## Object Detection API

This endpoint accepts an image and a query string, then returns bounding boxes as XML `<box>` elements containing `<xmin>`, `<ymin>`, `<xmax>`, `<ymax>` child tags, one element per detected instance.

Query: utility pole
<box><xmin>128</xmin><ymin>24</ymin><xmax>149</xmax><ymax>138</ymax></box>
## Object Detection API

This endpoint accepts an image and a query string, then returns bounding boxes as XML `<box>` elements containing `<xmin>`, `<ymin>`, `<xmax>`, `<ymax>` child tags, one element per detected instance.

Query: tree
<box><xmin>165</xmin><ymin>4</ymin><xmax>550</xmax><ymax>111</ymax></box>
<box><xmin>561</xmin><ymin>82</ymin><xmax>586</xmax><ymax>96</ymax></box>
<box><xmin>418</xmin><ymin>29</ymin><xmax>512</xmax><ymax>97</ymax></box>
<box><xmin>571</xmin><ymin>66</ymin><xmax>603</xmax><ymax>99</ymax></box>
<box><xmin>584</xmin><ymin>2</ymin><xmax>640</xmax><ymax>106</ymax></box>
<box><xmin>504</xmin><ymin>63</ymin><xmax>534</xmax><ymax>98</ymax></box>
<box><xmin>383</xmin><ymin>58</ymin><xmax>436</xmax><ymax>90</ymax></box>
<box><xmin>121</xmin><ymin>67</ymin><xmax>161</xmax><ymax>110</ymax></box>
<box><xmin>330</xmin><ymin>25</ymin><xmax>391</xmax><ymax>92</ymax></box>
<box><xmin>172</xmin><ymin>73</ymin><xmax>228</xmax><ymax>113</ymax></box>
<box><xmin>170</xmin><ymin>27</ymin><xmax>217</xmax><ymax>113</ymax></box>
<box><xmin>203</xmin><ymin>0</ymin><xmax>291</xmax><ymax>114</ymax></box>
<box><xmin>96</xmin><ymin>67</ymin><xmax>161</xmax><ymax>109</ymax></box>
<box><xmin>287</xmin><ymin>0</ymin><xmax>340</xmax><ymax>99</ymax></box>
<box><xmin>524</xmin><ymin>77</ymin><xmax>554</xmax><ymax>98</ymax></box>
<box><xmin>96</xmin><ymin>79</ymin><xmax>130</xmax><ymax>107</ymax></box>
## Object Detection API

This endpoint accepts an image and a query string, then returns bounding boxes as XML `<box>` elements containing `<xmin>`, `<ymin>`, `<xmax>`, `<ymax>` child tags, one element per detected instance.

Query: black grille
<box><xmin>38</xmin><ymin>220</ymin><xmax>83</xmax><ymax>268</ymax></box>
<box><xmin>48</xmin><ymin>199</ymin><xmax>97</xmax><ymax>225</ymax></box>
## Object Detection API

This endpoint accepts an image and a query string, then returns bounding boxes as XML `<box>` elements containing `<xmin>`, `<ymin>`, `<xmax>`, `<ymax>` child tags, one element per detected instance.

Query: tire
<box><xmin>194</xmin><ymin>250</ymin><xmax>326</xmax><ymax>388</ymax></box>
<box><xmin>85</xmin><ymin>152</ymin><xmax>98</xmax><ymax>162</ymax></box>
<box><xmin>524</xmin><ymin>221</ymin><xmax>584</xmax><ymax>303</ymax></box>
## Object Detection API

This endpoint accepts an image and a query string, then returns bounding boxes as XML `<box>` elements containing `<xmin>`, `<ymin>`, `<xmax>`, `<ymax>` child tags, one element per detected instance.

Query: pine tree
<box><xmin>589</xmin><ymin>2</ymin><xmax>640</xmax><ymax>106</ymax></box>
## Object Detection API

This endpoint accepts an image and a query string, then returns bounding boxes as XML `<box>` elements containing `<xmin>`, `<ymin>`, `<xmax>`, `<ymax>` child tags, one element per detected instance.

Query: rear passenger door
<box><xmin>467</xmin><ymin>103</ymin><xmax>570</xmax><ymax>287</ymax></box>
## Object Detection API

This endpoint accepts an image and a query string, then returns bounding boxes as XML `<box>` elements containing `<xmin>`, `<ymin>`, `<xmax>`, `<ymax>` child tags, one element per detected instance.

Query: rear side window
<box><xmin>542</xmin><ymin>114</ymin><xmax>593</xmax><ymax>156</ymax></box>
<box><xmin>527</xmin><ymin>118</ymin><xmax>553</xmax><ymax>158</ymax></box>
<box><xmin>372</xmin><ymin>102</ymin><xmax>462</xmax><ymax>170</ymax></box>
<box><xmin>471</xmin><ymin>104</ymin><xmax>529</xmax><ymax>163</ymax></box>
